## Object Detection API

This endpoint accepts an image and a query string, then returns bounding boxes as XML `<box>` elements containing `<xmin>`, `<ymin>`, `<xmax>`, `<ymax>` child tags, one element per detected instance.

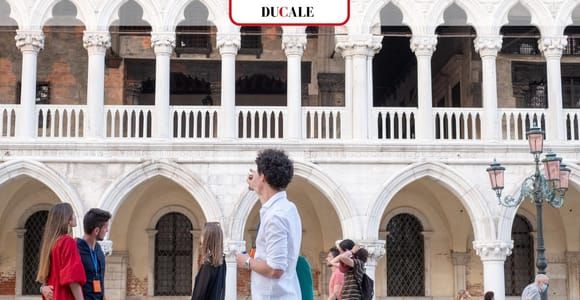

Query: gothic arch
<box><xmin>162</xmin><ymin>0</ymin><xmax>223</xmax><ymax>31</ymax></box>
<box><xmin>4</xmin><ymin>0</ymin><xmax>25</xmax><ymax>27</ymax></box>
<box><xmin>29</xmin><ymin>0</ymin><xmax>92</xmax><ymax>28</ymax></box>
<box><xmin>97</xmin><ymin>0</ymin><xmax>160</xmax><ymax>31</ymax></box>
<box><xmin>99</xmin><ymin>161</ymin><xmax>223</xmax><ymax>230</ymax></box>
<box><xmin>555</xmin><ymin>0</ymin><xmax>580</xmax><ymax>34</ymax></box>
<box><xmin>228</xmin><ymin>160</ymin><xmax>355</xmax><ymax>240</ymax></box>
<box><xmin>362</xmin><ymin>0</ymin><xmax>419</xmax><ymax>34</ymax></box>
<box><xmin>366</xmin><ymin>161</ymin><xmax>493</xmax><ymax>241</ymax></box>
<box><xmin>0</xmin><ymin>160</ymin><xmax>84</xmax><ymax>236</ymax></box>
<box><xmin>493</xmin><ymin>0</ymin><xmax>553</xmax><ymax>34</ymax></box>
<box><xmin>148</xmin><ymin>205</ymin><xmax>201</xmax><ymax>230</ymax></box>
<box><xmin>427</xmin><ymin>0</ymin><xmax>484</xmax><ymax>33</ymax></box>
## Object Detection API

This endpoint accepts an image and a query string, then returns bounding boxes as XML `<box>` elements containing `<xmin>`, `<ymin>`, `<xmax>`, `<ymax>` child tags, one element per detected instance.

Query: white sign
<box><xmin>229</xmin><ymin>0</ymin><xmax>350</xmax><ymax>26</ymax></box>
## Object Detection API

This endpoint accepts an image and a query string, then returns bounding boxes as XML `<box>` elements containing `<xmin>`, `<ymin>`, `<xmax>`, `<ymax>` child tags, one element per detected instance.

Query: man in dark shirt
<box><xmin>42</xmin><ymin>208</ymin><xmax>112</xmax><ymax>300</ymax></box>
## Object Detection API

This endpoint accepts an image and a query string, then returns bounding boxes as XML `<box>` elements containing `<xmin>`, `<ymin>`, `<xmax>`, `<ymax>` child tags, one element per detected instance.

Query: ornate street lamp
<box><xmin>487</xmin><ymin>122</ymin><xmax>571</xmax><ymax>299</ymax></box>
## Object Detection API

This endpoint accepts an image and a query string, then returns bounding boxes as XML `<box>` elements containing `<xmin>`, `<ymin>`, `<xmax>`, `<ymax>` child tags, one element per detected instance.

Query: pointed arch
<box><xmin>29</xmin><ymin>0</ymin><xmax>93</xmax><ymax>28</ymax></box>
<box><xmin>366</xmin><ymin>161</ymin><xmax>493</xmax><ymax>241</ymax></box>
<box><xmin>362</xmin><ymin>0</ymin><xmax>419</xmax><ymax>34</ymax></box>
<box><xmin>493</xmin><ymin>0</ymin><xmax>553</xmax><ymax>34</ymax></box>
<box><xmin>0</xmin><ymin>160</ymin><xmax>84</xmax><ymax>236</ymax></box>
<box><xmin>229</xmin><ymin>160</ymin><xmax>355</xmax><ymax>240</ymax></box>
<box><xmin>4</xmin><ymin>0</ymin><xmax>25</xmax><ymax>28</ymax></box>
<box><xmin>556</xmin><ymin>0</ymin><xmax>580</xmax><ymax>33</ymax></box>
<box><xmin>427</xmin><ymin>0</ymin><xmax>484</xmax><ymax>34</ymax></box>
<box><xmin>97</xmin><ymin>0</ymin><xmax>160</xmax><ymax>31</ymax></box>
<box><xmin>497</xmin><ymin>162</ymin><xmax>580</xmax><ymax>241</ymax></box>
<box><xmin>99</xmin><ymin>161</ymin><xmax>223</xmax><ymax>228</ymax></box>
<box><xmin>162</xmin><ymin>0</ymin><xmax>224</xmax><ymax>32</ymax></box>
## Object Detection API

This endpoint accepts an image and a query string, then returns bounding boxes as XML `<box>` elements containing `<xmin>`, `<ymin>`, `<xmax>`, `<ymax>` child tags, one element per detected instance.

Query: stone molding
<box><xmin>15</xmin><ymin>30</ymin><xmax>45</xmax><ymax>52</ymax></box>
<box><xmin>474</xmin><ymin>36</ymin><xmax>503</xmax><ymax>57</ymax></box>
<box><xmin>410</xmin><ymin>35</ymin><xmax>438</xmax><ymax>56</ymax></box>
<box><xmin>473</xmin><ymin>240</ymin><xmax>513</xmax><ymax>261</ymax></box>
<box><xmin>151</xmin><ymin>32</ymin><xmax>176</xmax><ymax>54</ymax></box>
<box><xmin>83</xmin><ymin>31</ymin><xmax>111</xmax><ymax>53</ymax></box>
<box><xmin>538</xmin><ymin>36</ymin><xmax>568</xmax><ymax>58</ymax></box>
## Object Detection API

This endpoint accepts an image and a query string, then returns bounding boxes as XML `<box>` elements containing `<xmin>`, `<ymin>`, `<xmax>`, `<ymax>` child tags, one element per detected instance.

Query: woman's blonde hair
<box><xmin>200</xmin><ymin>222</ymin><xmax>223</xmax><ymax>267</ymax></box>
<box><xmin>36</xmin><ymin>203</ymin><xmax>74</xmax><ymax>283</ymax></box>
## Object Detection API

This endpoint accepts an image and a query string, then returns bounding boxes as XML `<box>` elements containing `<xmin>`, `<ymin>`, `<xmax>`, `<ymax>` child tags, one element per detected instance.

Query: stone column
<box><xmin>217</xmin><ymin>33</ymin><xmax>240</xmax><ymax>139</ymax></box>
<box><xmin>343</xmin><ymin>55</ymin><xmax>353</xmax><ymax>138</ymax></box>
<box><xmin>282</xmin><ymin>33</ymin><xmax>307</xmax><ymax>139</ymax></box>
<box><xmin>474</xmin><ymin>241</ymin><xmax>512</xmax><ymax>300</ymax></box>
<box><xmin>15</xmin><ymin>30</ymin><xmax>44</xmax><ymax>139</ymax></box>
<box><xmin>105</xmin><ymin>251</ymin><xmax>128</xmax><ymax>300</ymax></box>
<box><xmin>474</xmin><ymin>36</ymin><xmax>502</xmax><ymax>141</ymax></box>
<box><xmin>451</xmin><ymin>251</ymin><xmax>471</xmax><ymax>294</ymax></box>
<box><xmin>151</xmin><ymin>32</ymin><xmax>175</xmax><ymax>139</ymax></box>
<box><xmin>319</xmin><ymin>251</ymin><xmax>329</xmax><ymax>298</ymax></box>
<box><xmin>224</xmin><ymin>240</ymin><xmax>246</xmax><ymax>300</ymax></box>
<box><xmin>566</xmin><ymin>252</ymin><xmax>580</xmax><ymax>300</ymax></box>
<box><xmin>336</xmin><ymin>37</ymin><xmax>382</xmax><ymax>139</ymax></box>
<box><xmin>83</xmin><ymin>31</ymin><xmax>111</xmax><ymax>138</ymax></box>
<box><xmin>538</xmin><ymin>37</ymin><xmax>567</xmax><ymax>141</ymax></box>
<box><xmin>15</xmin><ymin>228</ymin><xmax>26</xmax><ymax>296</ymax></box>
<box><xmin>359</xmin><ymin>240</ymin><xmax>386</xmax><ymax>300</ymax></box>
<box><xmin>411</xmin><ymin>35</ymin><xmax>438</xmax><ymax>141</ymax></box>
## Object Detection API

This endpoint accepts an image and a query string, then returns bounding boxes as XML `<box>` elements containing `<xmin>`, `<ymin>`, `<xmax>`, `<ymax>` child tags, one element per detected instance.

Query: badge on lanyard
<box><xmin>90</xmin><ymin>248</ymin><xmax>102</xmax><ymax>294</ymax></box>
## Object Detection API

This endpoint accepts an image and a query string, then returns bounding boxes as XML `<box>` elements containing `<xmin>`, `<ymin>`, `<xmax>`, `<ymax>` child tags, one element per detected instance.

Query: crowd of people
<box><xmin>35</xmin><ymin>148</ymin><xmax>550</xmax><ymax>300</ymax></box>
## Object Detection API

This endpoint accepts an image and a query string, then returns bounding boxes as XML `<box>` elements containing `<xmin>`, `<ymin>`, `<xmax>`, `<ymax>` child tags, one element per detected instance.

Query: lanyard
<box><xmin>90</xmin><ymin>248</ymin><xmax>99</xmax><ymax>278</ymax></box>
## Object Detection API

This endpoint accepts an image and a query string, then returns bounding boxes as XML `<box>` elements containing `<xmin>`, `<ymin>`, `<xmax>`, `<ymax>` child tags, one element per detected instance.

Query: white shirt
<box><xmin>251</xmin><ymin>191</ymin><xmax>302</xmax><ymax>300</ymax></box>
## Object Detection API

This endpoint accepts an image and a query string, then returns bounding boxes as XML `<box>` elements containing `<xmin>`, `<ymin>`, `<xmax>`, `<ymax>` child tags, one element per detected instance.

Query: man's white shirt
<box><xmin>252</xmin><ymin>191</ymin><xmax>302</xmax><ymax>300</ymax></box>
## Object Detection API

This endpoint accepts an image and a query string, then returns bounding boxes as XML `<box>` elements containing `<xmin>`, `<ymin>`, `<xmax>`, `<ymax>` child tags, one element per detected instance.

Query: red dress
<box><xmin>45</xmin><ymin>235</ymin><xmax>86</xmax><ymax>300</ymax></box>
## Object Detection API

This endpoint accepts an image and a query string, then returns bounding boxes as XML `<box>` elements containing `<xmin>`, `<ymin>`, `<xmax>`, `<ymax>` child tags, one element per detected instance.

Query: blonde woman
<box><xmin>37</xmin><ymin>203</ymin><xmax>85</xmax><ymax>300</ymax></box>
<box><xmin>191</xmin><ymin>222</ymin><xmax>226</xmax><ymax>300</ymax></box>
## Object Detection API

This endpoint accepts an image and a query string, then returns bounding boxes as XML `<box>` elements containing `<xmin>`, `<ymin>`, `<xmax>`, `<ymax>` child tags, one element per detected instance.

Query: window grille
<box><xmin>23</xmin><ymin>210</ymin><xmax>48</xmax><ymax>295</ymax></box>
<box><xmin>154</xmin><ymin>212</ymin><xmax>193</xmax><ymax>296</ymax></box>
<box><xmin>505</xmin><ymin>215</ymin><xmax>534</xmax><ymax>296</ymax></box>
<box><xmin>387</xmin><ymin>213</ymin><xmax>424</xmax><ymax>296</ymax></box>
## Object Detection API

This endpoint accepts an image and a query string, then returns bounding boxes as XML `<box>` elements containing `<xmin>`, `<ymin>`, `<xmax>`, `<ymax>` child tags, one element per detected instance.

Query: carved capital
<box><xmin>98</xmin><ymin>240</ymin><xmax>113</xmax><ymax>256</ymax></box>
<box><xmin>473</xmin><ymin>240</ymin><xmax>512</xmax><ymax>261</ymax></box>
<box><xmin>15</xmin><ymin>30</ymin><xmax>45</xmax><ymax>52</ymax></box>
<box><xmin>151</xmin><ymin>32</ymin><xmax>176</xmax><ymax>54</ymax></box>
<box><xmin>538</xmin><ymin>36</ymin><xmax>567</xmax><ymax>58</ymax></box>
<box><xmin>358</xmin><ymin>240</ymin><xmax>386</xmax><ymax>265</ymax></box>
<box><xmin>451</xmin><ymin>251</ymin><xmax>471</xmax><ymax>265</ymax></box>
<box><xmin>224</xmin><ymin>240</ymin><xmax>246</xmax><ymax>259</ymax></box>
<box><xmin>282</xmin><ymin>34</ymin><xmax>307</xmax><ymax>56</ymax></box>
<box><xmin>335</xmin><ymin>35</ymin><xmax>382</xmax><ymax>57</ymax></box>
<box><xmin>410</xmin><ymin>35</ymin><xmax>438</xmax><ymax>56</ymax></box>
<box><xmin>474</xmin><ymin>36</ymin><xmax>502</xmax><ymax>57</ymax></box>
<box><xmin>83</xmin><ymin>31</ymin><xmax>111</xmax><ymax>53</ymax></box>
<box><xmin>216</xmin><ymin>33</ymin><xmax>241</xmax><ymax>55</ymax></box>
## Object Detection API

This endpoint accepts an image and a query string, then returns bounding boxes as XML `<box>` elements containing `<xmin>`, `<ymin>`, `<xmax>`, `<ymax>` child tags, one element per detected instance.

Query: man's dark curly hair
<box><xmin>255</xmin><ymin>149</ymin><xmax>294</xmax><ymax>190</ymax></box>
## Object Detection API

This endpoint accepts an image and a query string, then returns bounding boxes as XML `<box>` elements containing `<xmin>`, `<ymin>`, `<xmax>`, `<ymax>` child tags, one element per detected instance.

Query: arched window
<box><xmin>23</xmin><ymin>210</ymin><xmax>49</xmax><ymax>295</ymax></box>
<box><xmin>505</xmin><ymin>215</ymin><xmax>534</xmax><ymax>296</ymax></box>
<box><xmin>387</xmin><ymin>213</ymin><xmax>424</xmax><ymax>296</ymax></box>
<box><xmin>154</xmin><ymin>212</ymin><xmax>193</xmax><ymax>296</ymax></box>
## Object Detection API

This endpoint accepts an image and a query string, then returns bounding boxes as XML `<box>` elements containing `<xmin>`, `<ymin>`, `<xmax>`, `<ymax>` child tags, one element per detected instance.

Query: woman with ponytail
<box><xmin>37</xmin><ymin>203</ymin><xmax>86</xmax><ymax>300</ymax></box>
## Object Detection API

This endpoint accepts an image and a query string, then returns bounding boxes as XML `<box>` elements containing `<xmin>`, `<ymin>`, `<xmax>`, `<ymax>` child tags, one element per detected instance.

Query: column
<box><xmin>538</xmin><ymin>36</ymin><xmax>567</xmax><ymax>141</ymax></box>
<box><xmin>105</xmin><ymin>252</ymin><xmax>128</xmax><ymax>300</ymax></box>
<box><xmin>359</xmin><ymin>240</ymin><xmax>386</xmax><ymax>300</ymax></box>
<box><xmin>224</xmin><ymin>240</ymin><xmax>246</xmax><ymax>300</ymax></box>
<box><xmin>343</xmin><ymin>54</ymin><xmax>353</xmax><ymax>138</ymax></box>
<box><xmin>451</xmin><ymin>251</ymin><xmax>471</xmax><ymax>294</ymax></box>
<box><xmin>566</xmin><ymin>252</ymin><xmax>580</xmax><ymax>300</ymax></box>
<box><xmin>83</xmin><ymin>31</ymin><xmax>111</xmax><ymax>138</ymax></box>
<box><xmin>15</xmin><ymin>228</ymin><xmax>26</xmax><ymax>296</ymax></box>
<box><xmin>410</xmin><ymin>35</ymin><xmax>438</xmax><ymax>141</ymax></box>
<box><xmin>474</xmin><ymin>36</ymin><xmax>502</xmax><ymax>141</ymax></box>
<box><xmin>282</xmin><ymin>33</ymin><xmax>306</xmax><ymax>139</ymax></box>
<box><xmin>151</xmin><ymin>32</ymin><xmax>175</xmax><ymax>139</ymax></box>
<box><xmin>15</xmin><ymin>30</ymin><xmax>44</xmax><ymax>139</ymax></box>
<box><xmin>146</xmin><ymin>228</ymin><xmax>157</xmax><ymax>296</ymax></box>
<box><xmin>319</xmin><ymin>252</ymin><xmax>329</xmax><ymax>298</ymax></box>
<box><xmin>217</xmin><ymin>33</ymin><xmax>240</xmax><ymax>139</ymax></box>
<box><xmin>474</xmin><ymin>241</ymin><xmax>512</xmax><ymax>300</ymax></box>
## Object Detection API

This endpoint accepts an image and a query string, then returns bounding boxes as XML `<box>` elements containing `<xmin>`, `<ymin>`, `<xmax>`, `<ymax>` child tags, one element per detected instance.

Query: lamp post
<box><xmin>487</xmin><ymin>122</ymin><xmax>571</xmax><ymax>300</ymax></box>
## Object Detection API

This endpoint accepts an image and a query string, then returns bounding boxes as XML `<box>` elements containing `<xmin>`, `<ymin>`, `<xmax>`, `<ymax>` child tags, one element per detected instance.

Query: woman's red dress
<box><xmin>44</xmin><ymin>235</ymin><xmax>86</xmax><ymax>300</ymax></box>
